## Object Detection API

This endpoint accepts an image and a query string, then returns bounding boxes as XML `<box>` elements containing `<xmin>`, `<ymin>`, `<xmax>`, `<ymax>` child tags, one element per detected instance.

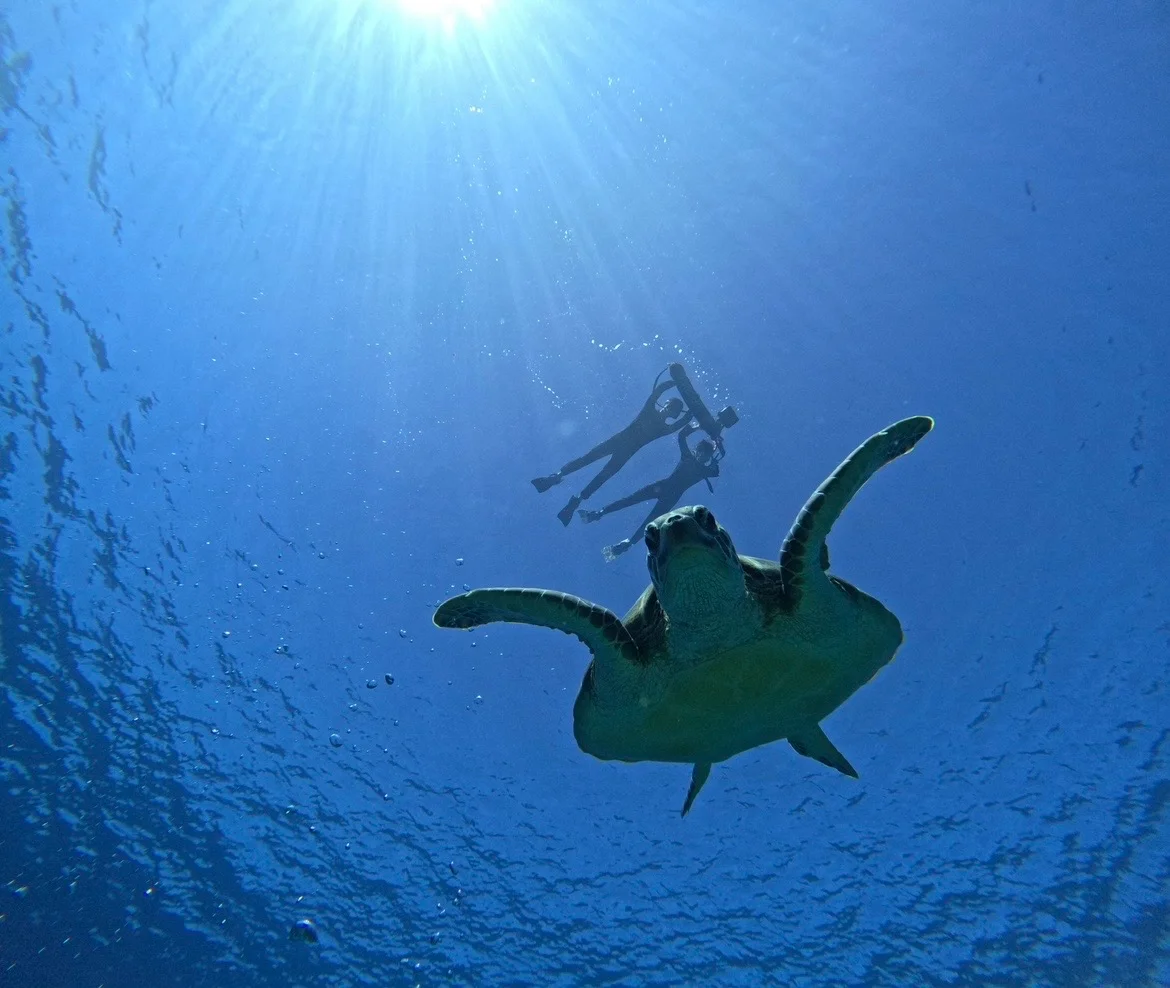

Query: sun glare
<box><xmin>396</xmin><ymin>0</ymin><xmax>495</xmax><ymax>27</ymax></box>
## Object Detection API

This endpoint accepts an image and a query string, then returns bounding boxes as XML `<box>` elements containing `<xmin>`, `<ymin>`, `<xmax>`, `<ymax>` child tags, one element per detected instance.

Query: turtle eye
<box><xmin>696</xmin><ymin>507</ymin><xmax>717</xmax><ymax>533</ymax></box>
<box><xmin>644</xmin><ymin>525</ymin><xmax>661</xmax><ymax>552</ymax></box>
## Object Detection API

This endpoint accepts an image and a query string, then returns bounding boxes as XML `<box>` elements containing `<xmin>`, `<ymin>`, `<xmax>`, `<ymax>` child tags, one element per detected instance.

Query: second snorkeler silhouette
<box><xmin>533</xmin><ymin>363</ymin><xmax>734</xmax><ymax>527</ymax></box>
<box><xmin>580</xmin><ymin>418</ymin><xmax>737</xmax><ymax>559</ymax></box>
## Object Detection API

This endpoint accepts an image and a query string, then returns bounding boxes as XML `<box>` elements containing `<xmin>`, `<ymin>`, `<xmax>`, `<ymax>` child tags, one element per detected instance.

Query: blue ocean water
<box><xmin>2</xmin><ymin>1</ymin><xmax>1168</xmax><ymax>985</ymax></box>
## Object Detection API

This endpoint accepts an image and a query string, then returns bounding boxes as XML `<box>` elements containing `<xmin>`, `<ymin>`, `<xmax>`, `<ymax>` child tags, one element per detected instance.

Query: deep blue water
<box><xmin>2</xmin><ymin>1</ymin><xmax>1168</xmax><ymax>985</ymax></box>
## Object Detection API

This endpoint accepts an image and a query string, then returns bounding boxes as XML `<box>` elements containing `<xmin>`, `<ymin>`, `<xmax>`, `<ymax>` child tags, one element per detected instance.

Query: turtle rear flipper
<box><xmin>434</xmin><ymin>588</ymin><xmax>642</xmax><ymax>666</ymax></box>
<box><xmin>787</xmin><ymin>724</ymin><xmax>858</xmax><ymax>778</ymax></box>
<box><xmin>780</xmin><ymin>416</ymin><xmax>933</xmax><ymax>602</ymax></box>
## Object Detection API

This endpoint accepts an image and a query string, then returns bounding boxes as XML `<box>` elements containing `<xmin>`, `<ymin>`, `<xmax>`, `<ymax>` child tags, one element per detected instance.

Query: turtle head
<box><xmin>645</xmin><ymin>506</ymin><xmax>746</xmax><ymax>632</ymax></box>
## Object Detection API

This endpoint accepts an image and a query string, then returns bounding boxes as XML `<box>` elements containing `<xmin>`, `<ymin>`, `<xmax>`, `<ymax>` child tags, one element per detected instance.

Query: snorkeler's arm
<box><xmin>677</xmin><ymin>421</ymin><xmax>700</xmax><ymax>456</ymax></box>
<box><xmin>651</xmin><ymin>379</ymin><xmax>677</xmax><ymax>402</ymax></box>
<box><xmin>637</xmin><ymin>378</ymin><xmax>680</xmax><ymax>420</ymax></box>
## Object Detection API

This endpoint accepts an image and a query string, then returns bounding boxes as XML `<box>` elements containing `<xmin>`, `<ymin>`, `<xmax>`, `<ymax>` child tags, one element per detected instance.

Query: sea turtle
<box><xmin>434</xmin><ymin>416</ymin><xmax>933</xmax><ymax>815</ymax></box>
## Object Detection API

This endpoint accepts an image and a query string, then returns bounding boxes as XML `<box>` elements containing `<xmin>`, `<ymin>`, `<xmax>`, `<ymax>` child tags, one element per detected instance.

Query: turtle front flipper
<box><xmin>779</xmin><ymin>416</ymin><xmax>933</xmax><ymax>601</ymax></box>
<box><xmin>681</xmin><ymin>762</ymin><xmax>712</xmax><ymax>816</ymax></box>
<box><xmin>434</xmin><ymin>588</ymin><xmax>642</xmax><ymax>664</ymax></box>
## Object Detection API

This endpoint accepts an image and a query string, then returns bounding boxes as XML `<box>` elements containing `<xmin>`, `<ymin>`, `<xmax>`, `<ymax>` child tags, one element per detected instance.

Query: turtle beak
<box><xmin>650</xmin><ymin>511</ymin><xmax>715</xmax><ymax>561</ymax></box>
<box><xmin>645</xmin><ymin>509</ymin><xmax>744</xmax><ymax>614</ymax></box>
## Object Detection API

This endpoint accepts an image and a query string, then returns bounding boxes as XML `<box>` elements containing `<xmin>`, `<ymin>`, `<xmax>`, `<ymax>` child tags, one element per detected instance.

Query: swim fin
<box><xmin>557</xmin><ymin>496</ymin><xmax>581</xmax><ymax>526</ymax></box>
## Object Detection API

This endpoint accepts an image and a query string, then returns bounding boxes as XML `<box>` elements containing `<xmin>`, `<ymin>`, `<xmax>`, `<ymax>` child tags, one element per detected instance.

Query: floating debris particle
<box><xmin>329</xmin><ymin>733</ymin><xmax>342</xmax><ymax>748</ymax></box>
<box><xmin>385</xmin><ymin>673</ymin><xmax>395</xmax><ymax>686</ymax></box>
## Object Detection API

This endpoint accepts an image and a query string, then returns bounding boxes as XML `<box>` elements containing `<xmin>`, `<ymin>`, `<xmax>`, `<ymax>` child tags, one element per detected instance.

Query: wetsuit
<box><xmin>531</xmin><ymin>378</ymin><xmax>691</xmax><ymax>525</ymax></box>
<box><xmin>582</xmin><ymin>423</ymin><xmax>721</xmax><ymax>557</ymax></box>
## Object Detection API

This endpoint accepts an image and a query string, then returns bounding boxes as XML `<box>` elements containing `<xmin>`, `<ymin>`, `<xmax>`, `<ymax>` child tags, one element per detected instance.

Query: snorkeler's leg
<box><xmin>532</xmin><ymin>437</ymin><xmax>619</xmax><ymax>493</ymax></box>
<box><xmin>577</xmin><ymin>448</ymin><xmax>636</xmax><ymax>502</ymax></box>
<box><xmin>579</xmin><ymin>482</ymin><xmax>661</xmax><ymax>523</ymax></box>
<box><xmin>558</xmin><ymin>436</ymin><xmax>623</xmax><ymax>478</ymax></box>
<box><xmin>628</xmin><ymin>496</ymin><xmax>677</xmax><ymax>544</ymax></box>
<box><xmin>558</xmin><ymin>455</ymin><xmax>626</xmax><ymax>526</ymax></box>
<box><xmin>556</xmin><ymin>428</ymin><xmax>642</xmax><ymax>524</ymax></box>
<box><xmin>601</xmin><ymin>494</ymin><xmax>673</xmax><ymax>559</ymax></box>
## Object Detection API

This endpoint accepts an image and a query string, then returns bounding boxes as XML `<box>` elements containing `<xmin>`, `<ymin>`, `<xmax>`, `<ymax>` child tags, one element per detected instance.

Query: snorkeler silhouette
<box><xmin>579</xmin><ymin>419</ymin><xmax>735</xmax><ymax>559</ymax></box>
<box><xmin>532</xmin><ymin>363</ymin><xmax>738</xmax><ymax>527</ymax></box>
